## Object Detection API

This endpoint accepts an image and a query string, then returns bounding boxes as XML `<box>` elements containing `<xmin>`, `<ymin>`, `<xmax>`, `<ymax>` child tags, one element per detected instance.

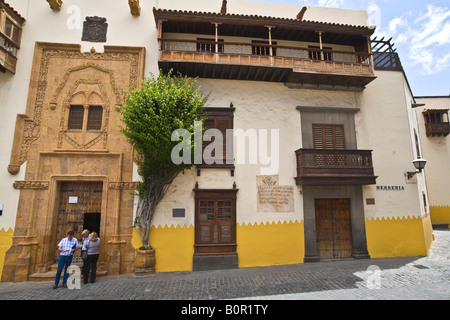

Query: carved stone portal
<box><xmin>2</xmin><ymin>42</ymin><xmax>145</xmax><ymax>282</ymax></box>
<box><xmin>82</xmin><ymin>16</ymin><xmax>108</xmax><ymax>43</ymax></box>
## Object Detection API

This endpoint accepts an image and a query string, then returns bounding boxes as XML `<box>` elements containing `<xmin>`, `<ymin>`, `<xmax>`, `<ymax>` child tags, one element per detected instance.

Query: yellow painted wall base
<box><xmin>237</xmin><ymin>221</ymin><xmax>304</xmax><ymax>268</ymax></box>
<box><xmin>365</xmin><ymin>216</ymin><xmax>433</xmax><ymax>258</ymax></box>
<box><xmin>430</xmin><ymin>206</ymin><xmax>450</xmax><ymax>225</ymax></box>
<box><xmin>0</xmin><ymin>228</ymin><xmax>14</xmax><ymax>281</ymax></box>
<box><xmin>132</xmin><ymin>225</ymin><xmax>195</xmax><ymax>272</ymax></box>
<box><xmin>132</xmin><ymin>221</ymin><xmax>305</xmax><ymax>272</ymax></box>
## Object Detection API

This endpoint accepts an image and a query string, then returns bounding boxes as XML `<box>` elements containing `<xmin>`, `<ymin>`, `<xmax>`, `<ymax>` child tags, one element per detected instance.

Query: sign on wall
<box><xmin>257</xmin><ymin>175</ymin><xmax>294</xmax><ymax>213</ymax></box>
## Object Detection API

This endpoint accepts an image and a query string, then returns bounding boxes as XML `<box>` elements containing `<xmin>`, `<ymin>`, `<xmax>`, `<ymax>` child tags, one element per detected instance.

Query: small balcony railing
<box><xmin>0</xmin><ymin>32</ymin><xmax>19</xmax><ymax>73</ymax></box>
<box><xmin>160</xmin><ymin>39</ymin><xmax>374</xmax><ymax>76</ymax></box>
<box><xmin>295</xmin><ymin>149</ymin><xmax>377</xmax><ymax>186</ymax></box>
<box><xmin>425</xmin><ymin>122</ymin><xmax>450</xmax><ymax>137</ymax></box>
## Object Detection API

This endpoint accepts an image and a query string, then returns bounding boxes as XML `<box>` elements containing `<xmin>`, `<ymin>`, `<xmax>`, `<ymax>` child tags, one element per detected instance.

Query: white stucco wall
<box><xmin>357</xmin><ymin>70</ymin><xmax>428</xmax><ymax>220</ymax></box>
<box><xmin>0</xmin><ymin>0</ymin><xmax>417</xmax><ymax>233</ymax></box>
<box><xmin>156</xmin><ymin>0</ymin><xmax>368</xmax><ymax>26</ymax></box>
<box><xmin>414</xmin><ymin>97</ymin><xmax>450</xmax><ymax>207</ymax></box>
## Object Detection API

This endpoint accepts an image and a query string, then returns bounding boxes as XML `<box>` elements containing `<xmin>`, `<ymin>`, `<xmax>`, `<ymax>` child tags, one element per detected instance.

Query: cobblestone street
<box><xmin>0</xmin><ymin>230</ymin><xmax>448</xmax><ymax>301</ymax></box>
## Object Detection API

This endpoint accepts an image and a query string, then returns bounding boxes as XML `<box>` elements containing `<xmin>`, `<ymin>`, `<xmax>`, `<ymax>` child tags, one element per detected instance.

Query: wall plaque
<box><xmin>173</xmin><ymin>208</ymin><xmax>185</xmax><ymax>218</ymax></box>
<box><xmin>82</xmin><ymin>16</ymin><xmax>108</xmax><ymax>43</ymax></box>
<box><xmin>257</xmin><ymin>175</ymin><xmax>294</xmax><ymax>213</ymax></box>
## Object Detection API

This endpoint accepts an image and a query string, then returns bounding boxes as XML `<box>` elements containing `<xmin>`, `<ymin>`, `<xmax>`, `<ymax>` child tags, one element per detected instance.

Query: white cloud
<box><xmin>316</xmin><ymin>0</ymin><xmax>346</xmax><ymax>8</ymax></box>
<box><xmin>388</xmin><ymin>16</ymin><xmax>408</xmax><ymax>35</ymax></box>
<box><xmin>386</xmin><ymin>4</ymin><xmax>450</xmax><ymax>75</ymax></box>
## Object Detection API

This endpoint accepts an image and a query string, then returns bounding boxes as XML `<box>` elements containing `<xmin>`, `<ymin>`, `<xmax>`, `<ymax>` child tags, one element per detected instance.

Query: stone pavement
<box><xmin>0</xmin><ymin>230</ymin><xmax>448</xmax><ymax>301</ymax></box>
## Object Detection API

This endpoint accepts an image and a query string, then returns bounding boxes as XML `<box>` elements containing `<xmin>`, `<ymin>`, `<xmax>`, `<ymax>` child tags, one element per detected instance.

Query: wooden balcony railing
<box><xmin>160</xmin><ymin>39</ymin><xmax>374</xmax><ymax>76</ymax></box>
<box><xmin>0</xmin><ymin>32</ymin><xmax>19</xmax><ymax>73</ymax></box>
<box><xmin>425</xmin><ymin>122</ymin><xmax>450</xmax><ymax>137</ymax></box>
<box><xmin>295</xmin><ymin>149</ymin><xmax>377</xmax><ymax>186</ymax></box>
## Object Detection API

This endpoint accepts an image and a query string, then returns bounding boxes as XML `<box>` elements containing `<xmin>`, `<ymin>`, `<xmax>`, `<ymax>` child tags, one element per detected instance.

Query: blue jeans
<box><xmin>54</xmin><ymin>255</ymin><xmax>73</xmax><ymax>285</ymax></box>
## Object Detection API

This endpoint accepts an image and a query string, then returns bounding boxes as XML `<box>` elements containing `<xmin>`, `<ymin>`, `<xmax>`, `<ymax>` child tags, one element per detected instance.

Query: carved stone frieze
<box><xmin>13</xmin><ymin>181</ymin><xmax>50</xmax><ymax>190</ymax></box>
<box><xmin>108</xmin><ymin>182</ymin><xmax>140</xmax><ymax>190</ymax></box>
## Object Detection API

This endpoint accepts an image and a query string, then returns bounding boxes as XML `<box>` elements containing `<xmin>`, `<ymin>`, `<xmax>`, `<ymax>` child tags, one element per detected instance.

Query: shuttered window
<box><xmin>68</xmin><ymin>105</ymin><xmax>103</xmax><ymax>131</ymax></box>
<box><xmin>87</xmin><ymin>106</ymin><xmax>103</xmax><ymax>130</ymax></box>
<box><xmin>202</xmin><ymin>108</ymin><xmax>234</xmax><ymax>165</ymax></box>
<box><xmin>68</xmin><ymin>105</ymin><xmax>84</xmax><ymax>130</ymax></box>
<box><xmin>313</xmin><ymin>124</ymin><xmax>345</xmax><ymax>150</ymax></box>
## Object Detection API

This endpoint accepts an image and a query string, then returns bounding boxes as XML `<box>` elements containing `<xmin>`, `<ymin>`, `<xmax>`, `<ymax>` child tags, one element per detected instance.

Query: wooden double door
<box><xmin>315</xmin><ymin>198</ymin><xmax>353</xmax><ymax>260</ymax></box>
<box><xmin>55</xmin><ymin>181</ymin><xmax>103</xmax><ymax>261</ymax></box>
<box><xmin>194</xmin><ymin>190</ymin><xmax>237</xmax><ymax>256</ymax></box>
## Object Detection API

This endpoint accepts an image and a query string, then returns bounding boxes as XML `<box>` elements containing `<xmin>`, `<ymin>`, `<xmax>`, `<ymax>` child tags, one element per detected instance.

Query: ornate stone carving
<box><xmin>108</xmin><ymin>182</ymin><xmax>140</xmax><ymax>190</ymax></box>
<box><xmin>82</xmin><ymin>17</ymin><xmax>108</xmax><ymax>43</ymax></box>
<box><xmin>46</xmin><ymin>0</ymin><xmax>62</xmax><ymax>11</ymax></box>
<box><xmin>7</xmin><ymin>165</ymin><xmax>20</xmax><ymax>175</ymax></box>
<box><xmin>129</xmin><ymin>0</ymin><xmax>141</xmax><ymax>16</ymax></box>
<box><xmin>57</xmin><ymin>78</ymin><xmax>111</xmax><ymax>150</ymax></box>
<box><xmin>13</xmin><ymin>181</ymin><xmax>50</xmax><ymax>190</ymax></box>
<box><xmin>3</xmin><ymin>42</ymin><xmax>146</xmax><ymax>283</ymax></box>
<box><xmin>8</xmin><ymin>45</ymin><xmax>142</xmax><ymax>174</ymax></box>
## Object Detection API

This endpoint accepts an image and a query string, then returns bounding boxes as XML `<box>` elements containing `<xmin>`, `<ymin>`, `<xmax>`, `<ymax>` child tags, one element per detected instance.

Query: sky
<box><xmin>251</xmin><ymin>0</ymin><xmax>450</xmax><ymax>97</ymax></box>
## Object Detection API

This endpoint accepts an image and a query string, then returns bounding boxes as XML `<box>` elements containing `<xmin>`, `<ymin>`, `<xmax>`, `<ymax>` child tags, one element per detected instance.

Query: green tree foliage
<box><xmin>119</xmin><ymin>71</ymin><xmax>207</xmax><ymax>249</ymax></box>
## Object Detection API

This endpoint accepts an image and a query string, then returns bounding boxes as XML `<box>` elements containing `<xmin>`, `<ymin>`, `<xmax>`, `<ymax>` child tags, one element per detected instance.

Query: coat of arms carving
<box><xmin>82</xmin><ymin>16</ymin><xmax>108</xmax><ymax>43</ymax></box>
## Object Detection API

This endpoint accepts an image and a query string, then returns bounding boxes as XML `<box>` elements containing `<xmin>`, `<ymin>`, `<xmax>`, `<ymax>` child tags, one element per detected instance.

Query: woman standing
<box><xmin>84</xmin><ymin>232</ymin><xmax>100</xmax><ymax>284</ymax></box>
<box><xmin>81</xmin><ymin>229</ymin><xmax>90</xmax><ymax>280</ymax></box>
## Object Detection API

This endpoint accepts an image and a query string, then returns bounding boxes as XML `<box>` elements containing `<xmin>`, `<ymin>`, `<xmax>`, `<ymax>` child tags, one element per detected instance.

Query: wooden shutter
<box><xmin>313</xmin><ymin>124</ymin><xmax>345</xmax><ymax>150</ymax></box>
<box><xmin>203</xmin><ymin>109</ymin><xmax>234</xmax><ymax>165</ymax></box>
<box><xmin>87</xmin><ymin>106</ymin><xmax>103</xmax><ymax>130</ymax></box>
<box><xmin>215</xmin><ymin>117</ymin><xmax>231</xmax><ymax>161</ymax></box>
<box><xmin>68</xmin><ymin>105</ymin><xmax>84</xmax><ymax>130</ymax></box>
<box><xmin>195</xmin><ymin>190</ymin><xmax>237</xmax><ymax>255</ymax></box>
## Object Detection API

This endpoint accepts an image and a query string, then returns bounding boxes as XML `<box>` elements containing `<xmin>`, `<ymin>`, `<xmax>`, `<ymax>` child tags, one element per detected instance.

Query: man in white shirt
<box><xmin>53</xmin><ymin>231</ymin><xmax>79</xmax><ymax>289</ymax></box>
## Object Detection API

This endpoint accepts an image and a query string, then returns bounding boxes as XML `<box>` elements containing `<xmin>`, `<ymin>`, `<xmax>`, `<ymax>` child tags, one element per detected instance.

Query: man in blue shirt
<box><xmin>53</xmin><ymin>231</ymin><xmax>79</xmax><ymax>289</ymax></box>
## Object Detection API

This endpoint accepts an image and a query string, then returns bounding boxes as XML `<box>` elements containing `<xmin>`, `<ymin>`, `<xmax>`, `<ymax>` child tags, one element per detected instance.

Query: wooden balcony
<box><xmin>159</xmin><ymin>39</ymin><xmax>376</xmax><ymax>91</ymax></box>
<box><xmin>423</xmin><ymin>109</ymin><xmax>450</xmax><ymax>137</ymax></box>
<box><xmin>425</xmin><ymin>122</ymin><xmax>450</xmax><ymax>137</ymax></box>
<box><xmin>0</xmin><ymin>32</ymin><xmax>19</xmax><ymax>74</ymax></box>
<box><xmin>295</xmin><ymin>149</ymin><xmax>377</xmax><ymax>186</ymax></box>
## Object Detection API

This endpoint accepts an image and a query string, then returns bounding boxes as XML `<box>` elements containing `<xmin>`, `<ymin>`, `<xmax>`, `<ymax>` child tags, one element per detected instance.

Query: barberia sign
<box><xmin>376</xmin><ymin>186</ymin><xmax>405</xmax><ymax>190</ymax></box>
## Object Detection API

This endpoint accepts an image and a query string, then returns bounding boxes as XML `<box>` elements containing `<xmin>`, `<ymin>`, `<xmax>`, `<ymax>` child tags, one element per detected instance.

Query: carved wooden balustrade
<box><xmin>160</xmin><ymin>39</ymin><xmax>374</xmax><ymax>76</ymax></box>
<box><xmin>425</xmin><ymin>122</ymin><xmax>450</xmax><ymax>137</ymax></box>
<box><xmin>295</xmin><ymin>148</ymin><xmax>377</xmax><ymax>186</ymax></box>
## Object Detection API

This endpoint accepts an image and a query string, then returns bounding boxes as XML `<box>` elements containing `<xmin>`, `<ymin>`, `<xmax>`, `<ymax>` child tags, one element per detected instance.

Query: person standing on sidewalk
<box><xmin>80</xmin><ymin>229</ymin><xmax>90</xmax><ymax>280</ymax></box>
<box><xmin>53</xmin><ymin>231</ymin><xmax>79</xmax><ymax>289</ymax></box>
<box><xmin>83</xmin><ymin>232</ymin><xmax>100</xmax><ymax>284</ymax></box>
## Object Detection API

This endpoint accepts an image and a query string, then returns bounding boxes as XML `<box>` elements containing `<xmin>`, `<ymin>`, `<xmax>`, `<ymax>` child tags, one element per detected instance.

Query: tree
<box><xmin>120</xmin><ymin>71</ymin><xmax>207</xmax><ymax>249</ymax></box>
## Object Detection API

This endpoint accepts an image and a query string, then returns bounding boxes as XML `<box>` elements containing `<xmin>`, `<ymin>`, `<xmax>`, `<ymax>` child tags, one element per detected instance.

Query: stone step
<box><xmin>29</xmin><ymin>263</ymin><xmax>107</xmax><ymax>282</ymax></box>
